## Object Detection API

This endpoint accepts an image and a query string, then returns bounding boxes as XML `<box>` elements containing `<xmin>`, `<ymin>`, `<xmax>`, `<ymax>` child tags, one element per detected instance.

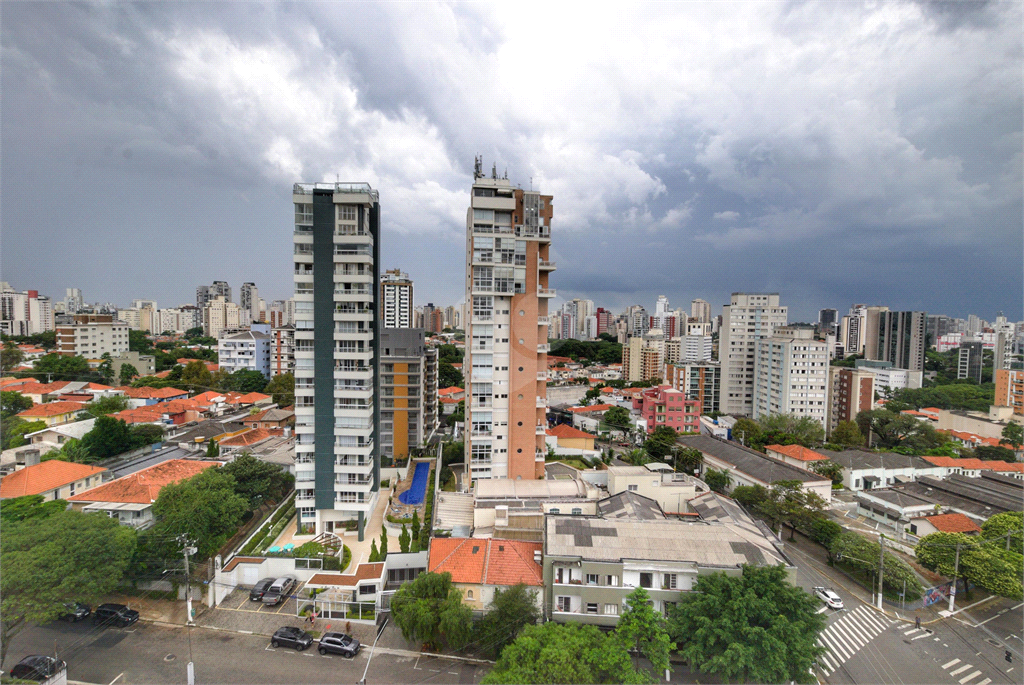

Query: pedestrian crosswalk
<box><xmin>815</xmin><ymin>604</ymin><xmax>896</xmax><ymax>675</ymax></box>
<box><xmin>940</xmin><ymin>658</ymin><xmax>991</xmax><ymax>685</ymax></box>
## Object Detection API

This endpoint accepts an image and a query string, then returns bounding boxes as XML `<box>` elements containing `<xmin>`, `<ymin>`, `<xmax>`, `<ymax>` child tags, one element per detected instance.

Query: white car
<box><xmin>814</xmin><ymin>586</ymin><xmax>844</xmax><ymax>610</ymax></box>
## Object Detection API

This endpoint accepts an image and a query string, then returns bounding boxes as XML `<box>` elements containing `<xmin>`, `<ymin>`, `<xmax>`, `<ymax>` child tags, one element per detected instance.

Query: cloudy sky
<box><xmin>2</xmin><ymin>1</ymin><xmax>1021</xmax><ymax>322</ymax></box>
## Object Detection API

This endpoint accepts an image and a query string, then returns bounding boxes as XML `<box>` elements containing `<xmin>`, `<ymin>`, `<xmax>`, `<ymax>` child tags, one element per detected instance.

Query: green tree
<box><xmin>85</xmin><ymin>394</ymin><xmax>130</xmax><ymax>418</ymax></box>
<box><xmin>482</xmin><ymin>621</ymin><xmax>644</xmax><ymax>685</ymax></box>
<box><xmin>732</xmin><ymin>417</ymin><xmax>762</xmax><ymax>448</ymax></box>
<box><xmin>181</xmin><ymin>360</ymin><xmax>213</xmax><ymax>391</ymax></box>
<box><xmin>225</xmin><ymin>369</ymin><xmax>268</xmax><ymax>394</ymax></box>
<box><xmin>832</xmin><ymin>531</ymin><xmax>922</xmax><ymax>597</ymax></box>
<box><xmin>1000</xmin><ymin>422</ymin><xmax>1023</xmax><ymax>451</ymax></box>
<box><xmin>616</xmin><ymin>586</ymin><xmax>674</xmax><ymax>676</ymax></box>
<box><xmin>368</xmin><ymin>539</ymin><xmax>379</xmax><ymax>563</ymax></box>
<box><xmin>31</xmin><ymin>353</ymin><xmax>93</xmax><ymax>382</ymax></box>
<box><xmin>981</xmin><ymin>512</ymin><xmax>1023</xmax><ymax>551</ymax></box>
<box><xmin>674</xmin><ymin>447</ymin><xmax>703</xmax><ymax>474</ymax></box>
<box><xmin>0</xmin><ymin>495</ymin><xmax>68</xmax><ymax>524</ymax></box>
<box><xmin>810</xmin><ymin>459</ymin><xmax>843</xmax><ymax>485</ymax></box>
<box><xmin>439</xmin><ymin>361</ymin><xmax>463</xmax><ymax>389</ymax></box>
<box><xmin>379</xmin><ymin>528</ymin><xmax>389</xmax><ymax>558</ymax></box>
<box><xmin>390</xmin><ymin>571</ymin><xmax>473</xmax><ymax>650</ymax></box>
<box><xmin>1</xmin><ymin>509</ymin><xmax>136</xmax><ymax>666</ymax></box>
<box><xmin>0</xmin><ymin>391</ymin><xmax>33</xmax><ymax>420</ymax></box>
<box><xmin>1</xmin><ymin>418</ymin><xmax>45</xmax><ymax>450</ymax></box>
<box><xmin>399</xmin><ymin>524</ymin><xmax>411</xmax><ymax>553</ymax></box>
<box><xmin>149</xmin><ymin>467</ymin><xmax>247</xmax><ymax>560</ymax></box>
<box><xmin>0</xmin><ymin>341</ymin><xmax>25</xmax><ymax>374</ymax></box>
<box><xmin>704</xmin><ymin>468</ymin><xmax>731</xmax><ymax>493</ymax></box>
<box><xmin>128</xmin><ymin>329</ymin><xmax>153</xmax><ymax>353</ymax></box>
<box><xmin>756</xmin><ymin>481</ymin><xmax>826</xmax><ymax>540</ymax></box>
<box><xmin>830</xmin><ymin>420</ymin><xmax>865</xmax><ymax>447</ymax></box>
<box><xmin>474</xmin><ymin>583</ymin><xmax>541</xmax><ymax>659</ymax></box>
<box><xmin>97</xmin><ymin>353</ymin><xmax>115</xmax><ymax>384</ymax></box>
<box><xmin>263</xmin><ymin>372</ymin><xmax>294</xmax><ymax>407</ymax></box>
<box><xmin>43</xmin><ymin>437</ymin><xmax>91</xmax><ymax>463</ymax></box>
<box><xmin>221</xmin><ymin>452</ymin><xmax>294</xmax><ymax>509</ymax></box>
<box><xmin>206</xmin><ymin>438</ymin><xmax>220</xmax><ymax>459</ymax></box>
<box><xmin>758</xmin><ymin>414</ymin><xmax>825</xmax><ymax>448</ymax></box>
<box><xmin>411</xmin><ymin>509</ymin><xmax>421</xmax><ymax>542</ymax></box>
<box><xmin>184</xmin><ymin>326</ymin><xmax>205</xmax><ymax>339</ymax></box>
<box><xmin>667</xmin><ymin>565</ymin><xmax>825</xmax><ymax>684</ymax></box>
<box><xmin>437</xmin><ymin>344</ymin><xmax>463</xmax><ymax>364</ymax></box>
<box><xmin>857</xmin><ymin>409</ymin><xmax>945</xmax><ymax>451</ymax></box>
<box><xmin>810</xmin><ymin>518</ymin><xmax>844</xmax><ymax>552</ymax></box>
<box><xmin>974</xmin><ymin>445</ymin><xmax>1016</xmax><ymax>463</ymax></box>
<box><xmin>604</xmin><ymin>406</ymin><xmax>632</xmax><ymax>431</ymax></box>
<box><xmin>81</xmin><ymin>416</ymin><xmax>135</xmax><ymax>460</ymax></box>
<box><xmin>644</xmin><ymin>426</ymin><xmax>678</xmax><ymax>459</ymax></box>
<box><xmin>119</xmin><ymin>363</ymin><xmax>140</xmax><ymax>385</ymax></box>
<box><xmin>916</xmin><ymin>532</ymin><xmax>1023</xmax><ymax>600</ymax></box>
<box><xmin>130</xmin><ymin>423</ymin><xmax>165</xmax><ymax>447</ymax></box>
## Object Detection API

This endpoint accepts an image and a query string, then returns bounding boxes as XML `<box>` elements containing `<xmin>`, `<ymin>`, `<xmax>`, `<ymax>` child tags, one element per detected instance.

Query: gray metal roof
<box><xmin>856</xmin><ymin>489</ymin><xmax>934</xmax><ymax>508</ymax></box>
<box><xmin>678</xmin><ymin>435</ymin><xmax>827</xmax><ymax>484</ymax></box>
<box><xmin>817</xmin><ymin>449</ymin><xmax>936</xmax><ymax>471</ymax></box>
<box><xmin>597</xmin><ymin>491</ymin><xmax>665</xmax><ymax>520</ymax></box>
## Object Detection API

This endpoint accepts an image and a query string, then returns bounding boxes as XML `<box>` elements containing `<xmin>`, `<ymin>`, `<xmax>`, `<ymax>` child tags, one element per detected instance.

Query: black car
<box><xmin>249</xmin><ymin>578</ymin><xmax>275</xmax><ymax>602</ymax></box>
<box><xmin>58</xmin><ymin>602</ymin><xmax>91</xmax><ymax>622</ymax></box>
<box><xmin>270</xmin><ymin>626</ymin><xmax>313</xmax><ymax>651</ymax></box>
<box><xmin>261</xmin><ymin>576</ymin><xmax>297</xmax><ymax>606</ymax></box>
<box><xmin>92</xmin><ymin>603</ymin><xmax>139</xmax><ymax>627</ymax></box>
<box><xmin>9</xmin><ymin>655</ymin><xmax>66</xmax><ymax>682</ymax></box>
<box><xmin>318</xmin><ymin>631</ymin><xmax>361</xmax><ymax>657</ymax></box>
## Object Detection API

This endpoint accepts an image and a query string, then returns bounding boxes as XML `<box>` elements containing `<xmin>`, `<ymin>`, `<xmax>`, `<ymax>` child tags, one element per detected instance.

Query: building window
<box><xmin>606</xmin><ymin>575</ymin><xmax>618</xmax><ymax>587</ymax></box>
<box><xmin>586</xmin><ymin>574</ymin><xmax>599</xmax><ymax>585</ymax></box>
<box><xmin>909</xmin><ymin>524</ymin><xmax>918</xmax><ymax>535</ymax></box>
<box><xmin>663</xmin><ymin>574</ymin><xmax>677</xmax><ymax>589</ymax></box>
<box><xmin>572</xmin><ymin>508</ymin><xmax>582</xmax><ymax>515</ymax></box>
<box><xmin>640</xmin><ymin>573</ymin><xmax>653</xmax><ymax>588</ymax></box>
<box><xmin>556</xmin><ymin>596</ymin><xmax>571</xmax><ymax>612</ymax></box>
<box><xmin>586</xmin><ymin>603</ymin><xmax>598</xmax><ymax>614</ymax></box>
<box><xmin>359</xmin><ymin>584</ymin><xmax>375</xmax><ymax>596</ymax></box>
<box><xmin>627</xmin><ymin>484</ymin><xmax>638</xmax><ymax>492</ymax></box>
<box><xmin>467</xmin><ymin>590</ymin><xmax>474</xmax><ymax>600</ymax></box>
<box><xmin>604</xmin><ymin>603</ymin><xmax>619</xmax><ymax>616</ymax></box>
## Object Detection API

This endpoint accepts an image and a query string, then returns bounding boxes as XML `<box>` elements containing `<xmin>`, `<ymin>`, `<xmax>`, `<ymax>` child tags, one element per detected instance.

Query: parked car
<box><xmin>318</xmin><ymin>632</ymin><xmax>361</xmax><ymax>657</ymax></box>
<box><xmin>814</xmin><ymin>587</ymin><xmax>844</xmax><ymax>610</ymax></box>
<box><xmin>58</xmin><ymin>602</ymin><xmax>91</xmax><ymax>622</ymax></box>
<box><xmin>249</xmin><ymin>578</ymin><xmax>275</xmax><ymax>602</ymax></box>
<box><xmin>92</xmin><ymin>603</ymin><xmax>140</xmax><ymax>627</ymax></box>
<box><xmin>261</xmin><ymin>576</ymin><xmax>297</xmax><ymax>606</ymax></box>
<box><xmin>271</xmin><ymin>626</ymin><xmax>313</xmax><ymax>651</ymax></box>
<box><xmin>9</xmin><ymin>655</ymin><xmax>66</xmax><ymax>681</ymax></box>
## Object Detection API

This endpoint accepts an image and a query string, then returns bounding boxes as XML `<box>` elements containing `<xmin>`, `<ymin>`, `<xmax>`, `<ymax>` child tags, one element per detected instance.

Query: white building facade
<box><xmin>753</xmin><ymin>326</ymin><xmax>828</xmax><ymax>427</ymax></box>
<box><xmin>720</xmin><ymin>293</ymin><xmax>788</xmax><ymax>417</ymax></box>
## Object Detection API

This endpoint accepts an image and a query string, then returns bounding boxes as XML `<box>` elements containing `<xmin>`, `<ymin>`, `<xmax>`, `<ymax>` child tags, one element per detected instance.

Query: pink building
<box><xmin>639</xmin><ymin>386</ymin><xmax>700</xmax><ymax>434</ymax></box>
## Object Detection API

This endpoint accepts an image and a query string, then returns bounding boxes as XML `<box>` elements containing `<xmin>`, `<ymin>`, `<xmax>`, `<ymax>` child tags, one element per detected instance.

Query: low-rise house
<box><xmin>895</xmin><ymin>473</ymin><xmax>1023</xmax><ymax>523</ymax></box>
<box><xmin>567</xmin><ymin>404</ymin><xmax>614</xmax><ymax>432</ymax></box>
<box><xmin>66</xmin><ymin>458</ymin><xmax>221</xmax><ymax>528</ymax></box>
<box><xmin>854</xmin><ymin>489</ymin><xmax>936</xmax><ymax>533</ymax></box>
<box><xmin>473</xmin><ymin>478</ymin><xmax>601</xmax><ymax>541</ymax></box>
<box><xmin>242</xmin><ymin>407</ymin><xmax>295</xmax><ymax>431</ymax></box>
<box><xmin>11</xmin><ymin>381</ymin><xmax>77</xmax><ymax>404</ymax></box>
<box><xmin>816</xmin><ymin>449</ymin><xmax>945</xmax><ymax>491</ymax></box>
<box><xmin>919</xmin><ymin>456</ymin><xmax>1024</xmax><ymax>480</ymax></box>
<box><xmin>765</xmin><ymin>444</ymin><xmax>830</xmax><ymax>469</ymax></box>
<box><xmin>16</xmin><ymin>401</ymin><xmax>88</xmax><ymax>427</ymax></box>
<box><xmin>437</xmin><ymin>387</ymin><xmax>465</xmax><ymax>401</ymax></box>
<box><xmin>0</xmin><ymin>459</ymin><xmax>107</xmax><ymax>500</ymax></box>
<box><xmin>26</xmin><ymin>418</ymin><xmax>97</xmax><ymax>446</ymax></box>
<box><xmin>110</xmin><ymin>406</ymin><xmax>166</xmax><ymax>425</ymax></box>
<box><xmin>428</xmin><ymin>538</ymin><xmax>544</xmax><ymax>612</ymax></box>
<box><xmin>907</xmin><ymin>512</ymin><xmax>981</xmax><ymax>538</ymax></box>
<box><xmin>301</xmin><ymin>563</ymin><xmax>387</xmax><ymax>621</ymax></box>
<box><xmin>605</xmin><ymin>464</ymin><xmax>705</xmax><ymax>515</ymax></box>
<box><xmin>545</xmin><ymin>424</ymin><xmax>596</xmax><ymax>452</ymax></box>
<box><xmin>218</xmin><ymin>428</ymin><xmax>283</xmax><ymax>455</ymax></box>
<box><xmin>678</xmin><ymin>435</ymin><xmax>833</xmax><ymax>503</ymax></box>
<box><xmin>638</xmin><ymin>386</ymin><xmax>700</xmax><ymax>434</ymax></box>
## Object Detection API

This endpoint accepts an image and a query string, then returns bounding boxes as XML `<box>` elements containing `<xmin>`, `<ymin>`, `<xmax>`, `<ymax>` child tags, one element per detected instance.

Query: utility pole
<box><xmin>877</xmin><ymin>533</ymin><xmax>885</xmax><ymax>610</ymax></box>
<box><xmin>948</xmin><ymin>541</ymin><xmax>961</xmax><ymax>613</ymax></box>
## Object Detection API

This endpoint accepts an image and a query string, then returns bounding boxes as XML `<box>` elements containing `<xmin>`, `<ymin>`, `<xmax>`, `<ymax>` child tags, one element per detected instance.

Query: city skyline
<box><xmin>2</xmin><ymin>2</ymin><xmax>1021</xmax><ymax>323</ymax></box>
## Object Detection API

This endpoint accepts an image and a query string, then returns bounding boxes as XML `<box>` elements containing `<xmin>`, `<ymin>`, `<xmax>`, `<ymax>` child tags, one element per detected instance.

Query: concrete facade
<box><xmin>720</xmin><ymin>293</ymin><xmax>788</xmax><ymax>417</ymax></box>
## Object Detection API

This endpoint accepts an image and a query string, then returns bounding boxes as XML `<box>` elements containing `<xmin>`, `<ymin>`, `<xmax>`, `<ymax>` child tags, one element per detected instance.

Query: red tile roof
<box><xmin>17</xmin><ymin>401</ymin><xmax>87</xmax><ymax>419</ymax></box>
<box><xmin>437</xmin><ymin>387</ymin><xmax>464</xmax><ymax>396</ymax></box>
<box><xmin>921</xmin><ymin>456</ymin><xmax>1024</xmax><ymax>473</ymax></box>
<box><xmin>219</xmin><ymin>428</ymin><xmax>275</xmax><ymax>447</ymax></box>
<box><xmin>225</xmin><ymin>392</ymin><xmax>271</xmax><ymax>405</ymax></box>
<box><xmin>918</xmin><ymin>513</ymin><xmax>981</xmax><ymax>534</ymax></box>
<box><xmin>115</xmin><ymin>386</ymin><xmax>187</xmax><ymax>400</ymax></box>
<box><xmin>191</xmin><ymin>391</ymin><xmax>226</xmax><ymax>404</ymax></box>
<box><xmin>546</xmin><ymin>424</ymin><xmax>593</xmax><ymax>440</ymax></box>
<box><xmin>11</xmin><ymin>381</ymin><xmax>72</xmax><ymax>396</ymax></box>
<box><xmin>110</xmin><ymin>407</ymin><xmax>165</xmax><ymax>424</ymax></box>
<box><xmin>0</xmin><ymin>461</ymin><xmax>107</xmax><ymax>499</ymax></box>
<box><xmin>429</xmin><ymin>538</ymin><xmax>542</xmax><ymax>587</ymax></box>
<box><xmin>439</xmin><ymin>397</ymin><xmax>462</xmax><ymax>404</ymax></box>
<box><xmin>766</xmin><ymin>444</ymin><xmax>828</xmax><ymax>462</ymax></box>
<box><xmin>67</xmin><ymin>459</ymin><xmax>221</xmax><ymax>504</ymax></box>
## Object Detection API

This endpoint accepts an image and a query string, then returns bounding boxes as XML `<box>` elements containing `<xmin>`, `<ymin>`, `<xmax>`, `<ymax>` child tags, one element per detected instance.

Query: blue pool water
<box><xmin>399</xmin><ymin>462</ymin><xmax>430</xmax><ymax>505</ymax></box>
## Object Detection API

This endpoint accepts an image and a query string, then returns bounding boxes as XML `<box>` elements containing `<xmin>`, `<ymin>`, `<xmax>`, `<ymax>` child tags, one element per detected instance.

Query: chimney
<box><xmin>284</xmin><ymin>427</ymin><xmax>292</xmax><ymax>438</ymax></box>
<box><xmin>533</xmin><ymin>549</ymin><xmax>542</xmax><ymax>565</ymax></box>
<box><xmin>22</xmin><ymin>449</ymin><xmax>41</xmax><ymax>467</ymax></box>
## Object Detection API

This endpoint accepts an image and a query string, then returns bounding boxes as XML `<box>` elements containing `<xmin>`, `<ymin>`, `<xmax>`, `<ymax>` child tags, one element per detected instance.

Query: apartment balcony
<box><xmin>538</xmin><ymin>288</ymin><xmax>556</xmax><ymax>298</ymax></box>
<box><xmin>535</xmin><ymin>449</ymin><xmax>546</xmax><ymax>461</ymax></box>
<box><xmin>537</xmin><ymin>371</ymin><xmax>548</xmax><ymax>381</ymax></box>
<box><xmin>536</xmin><ymin>397</ymin><xmax>547</xmax><ymax>409</ymax></box>
<box><xmin>536</xmin><ymin>424</ymin><xmax>547</xmax><ymax>435</ymax></box>
<box><xmin>539</xmin><ymin>260</ymin><xmax>556</xmax><ymax>271</ymax></box>
<box><xmin>537</xmin><ymin>316</ymin><xmax>549</xmax><ymax>326</ymax></box>
<box><xmin>515</xmin><ymin>225</ymin><xmax>552</xmax><ymax>240</ymax></box>
<box><xmin>471</xmin><ymin>224</ymin><xmax>514</xmax><ymax>235</ymax></box>
<box><xmin>537</xmin><ymin>343</ymin><xmax>550</xmax><ymax>353</ymax></box>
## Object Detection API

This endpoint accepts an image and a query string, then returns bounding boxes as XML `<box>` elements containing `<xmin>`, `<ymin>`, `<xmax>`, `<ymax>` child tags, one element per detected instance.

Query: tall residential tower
<box><xmin>292</xmin><ymin>182</ymin><xmax>380</xmax><ymax>538</ymax></box>
<box><xmin>465</xmin><ymin>160</ymin><xmax>554</xmax><ymax>481</ymax></box>
<box><xmin>380</xmin><ymin>269</ymin><xmax>414</xmax><ymax>329</ymax></box>
<box><xmin>720</xmin><ymin>293</ymin><xmax>788</xmax><ymax>416</ymax></box>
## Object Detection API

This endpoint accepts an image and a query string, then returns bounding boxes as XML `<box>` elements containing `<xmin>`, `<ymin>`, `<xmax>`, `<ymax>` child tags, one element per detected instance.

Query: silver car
<box><xmin>262</xmin><ymin>576</ymin><xmax>297</xmax><ymax>606</ymax></box>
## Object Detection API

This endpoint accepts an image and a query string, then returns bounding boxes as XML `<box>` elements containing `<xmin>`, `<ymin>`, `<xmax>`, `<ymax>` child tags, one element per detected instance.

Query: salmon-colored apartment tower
<box><xmin>464</xmin><ymin>158</ymin><xmax>555</xmax><ymax>481</ymax></box>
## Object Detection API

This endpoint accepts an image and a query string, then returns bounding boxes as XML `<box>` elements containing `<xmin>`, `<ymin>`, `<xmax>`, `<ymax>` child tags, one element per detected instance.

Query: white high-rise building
<box><xmin>464</xmin><ymin>160</ymin><xmax>553</xmax><ymax>482</ymax></box>
<box><xmin>292</xmin><ymin>181</ymin><xmax>380</xmax><ymax>538</ymax></box>
<box><xmin>690</xmin><ymin>299</ymin><xmax>711</xmax><ymax>323</ymax></box>
<box><xmin>720</xmin><ymin>293</ymin><xmax>788</xmax><ymax>417</ymax></box>
<box><xmin>753</xmin><ymin>326</ymin><xmax>829</xmax><ymax>427</ymax></box>
<box><xmin>380</xmin><ymin>269</ymin><xmax>414</xmax><ymax>328</ymax></box>
<box><xmin>65</xmin><ymin>288</ymin><xmax>85</xmax><ymax>314</ymax></box>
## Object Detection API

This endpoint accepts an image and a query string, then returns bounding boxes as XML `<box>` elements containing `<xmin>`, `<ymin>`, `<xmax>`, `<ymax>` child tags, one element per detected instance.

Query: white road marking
<box><xmin>958</xmin><ymin>670</ymin><xmax>982</xmax><ymax>684</ymax></box>
<box><xmin>976</xmin><ymin>679</ymin><xmax>991</xmax><ymax>685</ymax></box>
<box><xmin>831</xmin><ymin>621</ymin><xmax>866</xmax><ymax>649</ymax></box>
<box><xmin>819</xmin><ymin>631</ymin><xmax>852</xmax><ymax>661</ymax></box>
<box><xmin>942</xmin><ymin>659</ymin><xmax>962</xmax><ymax>670</ymax></box>
<box><xmin>108</xmin><ymin>674</ymin><xmax>124</xmax><ymax>685</ymax></box>
<box><xmin>911</xmin><ymin>632</ymin><xmax>933</xmax><ymax>641</ymax></box>
<box><xmin>904</xmin><ymin>628</ymin><xmax>921</xmax><ymax>636</ymax></box>
<box><xmin>949</xmin><ymin>664</ymin><xmax>973</xmax><ymax>676</ymax></box>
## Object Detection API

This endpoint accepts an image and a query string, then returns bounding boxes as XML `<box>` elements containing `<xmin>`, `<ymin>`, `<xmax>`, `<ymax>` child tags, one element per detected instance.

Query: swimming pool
<box><xmin>399</xmin><ymin>462</ymin><xmax>430</xmax><ymax>505</ymax></box>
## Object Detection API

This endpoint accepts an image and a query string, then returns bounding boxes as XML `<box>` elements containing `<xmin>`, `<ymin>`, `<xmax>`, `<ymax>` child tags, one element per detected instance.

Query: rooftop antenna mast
<box><xmin>473</xmin><ymin>155</ymin><xmax>483</xmax><ymax>180</ymax></box>
<box><xmin>492</xmin><ymin>162</ymin><xmax>497</xmax><ymax>179</ymax></box>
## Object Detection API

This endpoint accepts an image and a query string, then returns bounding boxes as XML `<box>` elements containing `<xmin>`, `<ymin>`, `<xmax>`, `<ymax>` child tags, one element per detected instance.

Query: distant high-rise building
<box><xmin>665</xmin><ymin>361</ymin><xmax>721</xmax><ymax>415</ymax></box>
<box><xmin>292</xmin><ymin>181</ymin><xmax>380</xmax><ymax>538</ymax></box>
<box><xmin>380</xmin><ymin>328</ymin><xmax>438</xmax><ymax>463</ymax></box>
<box><xmin>212</xmin><ymin>280</ymin><xmax>231</xmax><ymax>303</ymax></box>
<box><xmin>690</xmin><ymin>299</ymin><xmax>711</xmax><ymax>323</ymax></box>
<box><xmin>994</xmin><ymin>331</ymin><xmax>1013</xmax><ymax>372</ymax></box>
<box><xmin>240</xmin><ymin>282</ymin><xmax>259</xmax><ymax>324</ymax></box>
<box><xmin>55</xmin><ymin>314</ymin><xmax>129</xmax><ymax>358</ymax></box>
<box><xmin>818</xmin><ymin>308</ymin><xmax>838</xmax><ymax>334</ymax></box>
<box><xmin>464</xmin><ymin>160</ymin><xmax>553</xmax><ymax>481</ymax></box>
<box><xmin>595</xmin><ymin>308</ymin><xmax>613</xmax><ymax>337</ymax></box>
<box><xmin>720</xmin><ymin>293</ymin><xmax>788</xmax><ymax>417</ymax></box>
<box><xmin>65</xmin><ymin>288</ymin><xmax>84</xmax><ymax>315</ymax></box>
<box><xmin>622</xmin><ymin>336</ymin><xmax>662</xmax><ymax>383</ymax></box>
<box><xmin>958</xmin><ymin>341</ymin><xmax>984</xmax><ymax>383</ymax></box>
<box><xmin>271</xmin><ymin>324</ymin><xmax>295</xmax><ymax>376</ymax></box>
<box><xmin>626</xmin><ymin>305</ymin><xmax>649</xmax><ymax>336</ymax></box>
<box><xmin>967</xmin><ymin>314</ymin><xmax>982</xmax><ymax>334</ymax></box>
<box><xmin>203</xmin><ymin>297</ymin><xmax>240</xmax><ymax>339</ymax></box>
<box><xmin>380</xmin><ymin>269</ymin><xmax>414</xmax><ymax>329</ymax></box>
<box><xmin>826</xmin><ymin>366</ymin><xmax>875</xmax><ymax>436</ymax></box>
<box><xmin>753</xmin><ymin>326</ymin><xmax>828</xmax><ymax>427</ymax></box>
<box><xmin>927</xmin><ymin>315</ymin><xmax>956</xmax><ymax>346</ymax></box>
<box><xmin>876</xmin><ymin>311</ymin><xmax>926</xmax><ymax>372</ymax></box>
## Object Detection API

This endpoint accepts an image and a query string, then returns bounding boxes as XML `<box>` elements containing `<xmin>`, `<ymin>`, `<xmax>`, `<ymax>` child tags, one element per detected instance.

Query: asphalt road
<box><xmin>6</xmin><ymin>620</ymin><xmax>487</xmax><ymax>685</ymax></box>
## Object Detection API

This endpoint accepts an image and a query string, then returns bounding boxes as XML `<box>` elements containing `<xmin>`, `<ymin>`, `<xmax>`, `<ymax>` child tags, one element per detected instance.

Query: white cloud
<box><xmin>713</xmin><ymin>211</ymin><xmax>739</xmax><ymax>221</ymax></box>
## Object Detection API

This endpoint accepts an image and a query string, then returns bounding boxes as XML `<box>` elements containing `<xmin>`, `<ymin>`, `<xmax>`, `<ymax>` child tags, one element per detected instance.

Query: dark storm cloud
<box><xmin>1</xmin><ymin>1</ymin><xmax>1020</xmax><ymax>321</ymax></box>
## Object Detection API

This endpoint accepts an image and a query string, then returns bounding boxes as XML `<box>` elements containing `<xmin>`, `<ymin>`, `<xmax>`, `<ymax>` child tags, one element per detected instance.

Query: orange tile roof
<box><xmin>110</xmin><ymin>407</ymin><xmax>165</xmax><ymax>424</ymax></box>
<box><xmin>219</xmin><ymin>428</ymin><xmax>273</xmax><ymax>447</ymax></box>
<box><xmin>547</xmin><ymin>424</ymin><xmax>593</xmax><ymax>440</ymax></box>
<box><xmin>437</xmin><ymin>387</ymin><xmax>464</xmax><ymax>396</ymax></box>
<box><xmin>429</xmin><ymin>538</ymin><xmax>542</xmax><ymax>587</ymax></box>
<box><xmin>921</xmin><ymin>407</ymin><xmax>942</xmax><ymax>414</ymax></box>
<box><xmin>439</xmin><ymin>397</ymin><xmax>462</xmax><ymax>404</ymax></box>
<box><xmin>149</xmin><ymin>387</ymin><xmax>189</xmax><ymax>399</ymax></box>
<box><xmin>918</xmin><ymin>513</ymin><xmax>981</xmax><ymax>534</ymax></box>
<box><xmin>12</xmin><ymin>381</ymin><xmax>72</xmax><ymax>396</ymax></box>
<box><xmin>766</xmin><ymin>444</ymin><xmax>828</xmax><ymax>462</ymax></box>
<box><xmin>17</xmin><ymin>401</ymin><xmax>87</xmax><ymax>419</ymax></box>
<box><xmin>600</xmin><ymin>387</ymin><xmax>616</xmax><ymax>394</ymax></box>
<box><xmin>0</xmin><ymin>461</ymin><xmax>107</xmax><ymax>499</ymax></box>
<box><xmin>920</xmin><ymin>456</ymin><xmax>1024</xmax><ymax>472</ymax></box>
<box><xmin>225</xmin><ymin>392</ymin><xmax>271</xmax><ymax>405</ymax></box>
<box><xmin>0</xmin><ymin>378</ymin><xmax>33</xmax><ymax>389</ymax></box>
<box><xmin>191</xmin><ymin>391</ymin><xmax>225</xmax><ymax>404</ymax></box>
<box><xmin>567</xmin><ymin>404</ymin><xmax>613</xmax><ymax>413</ymax></box>
<box><xmin>67</xmin><ymin>459</ymin><xmax>221</xmax><ymax>504</ymax></box>
<box><xmin>83</xmin><ymin>382</ymin><xmax>114</xmax><ymax>391</ymax></box>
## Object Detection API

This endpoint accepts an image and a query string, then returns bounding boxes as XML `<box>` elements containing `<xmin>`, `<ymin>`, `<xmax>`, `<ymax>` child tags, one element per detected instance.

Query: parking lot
<box><xmin>216</xmin><ymin>587</ymin><xmax>300</xmax><ymax>617</ymax></box>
